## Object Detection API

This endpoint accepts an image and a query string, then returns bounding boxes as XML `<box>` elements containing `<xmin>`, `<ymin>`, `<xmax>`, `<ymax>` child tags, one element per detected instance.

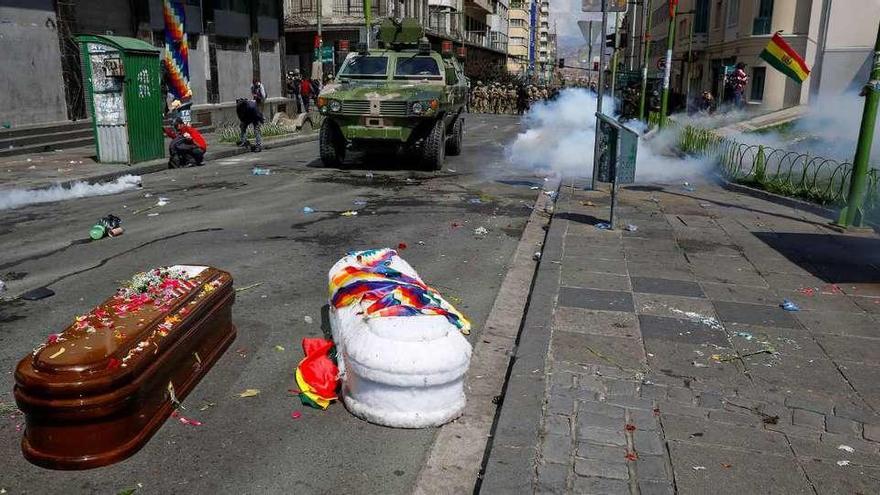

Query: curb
<box><xmin>13</xmin><ymin>132</ymin><xmax>319</xmax><ymax>192</ymax></box>
<box><xmin>411</xmin><ymin>182</ymin><xmax>558</xmax><ymax>495</ymax></box>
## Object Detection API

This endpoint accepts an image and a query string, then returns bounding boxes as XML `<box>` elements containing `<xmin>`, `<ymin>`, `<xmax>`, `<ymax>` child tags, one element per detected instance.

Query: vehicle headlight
<box><xmin>411</xmin><ymin>102</ymin><xmax>424</xmax><ymax>115</ymax></box>
<box><xmin>329</xmin><ymin>100</ymin><xmax>342</xmax><ymax>112</ymax></box>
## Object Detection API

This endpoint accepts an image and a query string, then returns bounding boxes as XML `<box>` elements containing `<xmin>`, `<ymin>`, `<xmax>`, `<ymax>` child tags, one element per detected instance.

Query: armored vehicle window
<box><xmin>394</xmin><ymin>57</ymin><xmax>442</xmax><ymax>80</ymax></box>
<box><xmin>340</xmin><ymin>56</ymin><xmax>389</xmax><ymax>78</ymax></box>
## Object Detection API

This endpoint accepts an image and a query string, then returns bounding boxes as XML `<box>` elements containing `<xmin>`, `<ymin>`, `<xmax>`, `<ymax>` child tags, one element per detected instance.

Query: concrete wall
<box><xmin>76</xmin><ymin>0</ymin><xmax>135</xmax><ymax>37</ymax></box>
<box><xmin>260</xmin><ymin>43</ymin><xmax>282</xmax><ymax>98</ymax></box>
<box><xmin>188</xmin><ymin>36</ymin><xmax>209</xmax><ymax>105</ymax></box>
<box><xmin>217</xmin><ymin>46</ymin><xmax>254</xmax><ymax>102</ymax></box>
<box><xmin>0</xmin><ymin>2</ymin><xmax>68</xmax><ymax>126</ymax></box>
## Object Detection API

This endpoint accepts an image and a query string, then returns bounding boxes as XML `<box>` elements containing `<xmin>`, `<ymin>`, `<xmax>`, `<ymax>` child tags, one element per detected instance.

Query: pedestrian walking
<box><xmin>236</xmin><ymin>97</ymin><xmax>264</xmax><ymax>152</ymax></box>
<box><xmin>300</xmin><ymin>76</ymin><xmax>313</xmax><ymax>113</ymax></box>
<box><xmin>728</xmin><ymin>63</ymin><xmax>749</xmax><ymax>109</ymax></box>
<box><xmin>251</xmin><ymin>77</ymin><xmax>267</xmax><ymax>105</ymax></box>
<box><xmin>163</xmin><ymin>117</ymin><xmax>207</xmax><ymax>168</ymax></box>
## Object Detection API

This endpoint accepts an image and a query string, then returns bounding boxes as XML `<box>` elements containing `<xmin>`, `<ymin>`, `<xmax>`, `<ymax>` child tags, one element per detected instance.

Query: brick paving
<box><xmin>481</xmin><ymin>179</ymin><xmax>880</xmax><ymax>494</ymax></box>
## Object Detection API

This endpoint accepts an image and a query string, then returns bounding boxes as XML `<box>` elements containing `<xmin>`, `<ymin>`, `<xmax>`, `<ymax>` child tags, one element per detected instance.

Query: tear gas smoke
<box><xmin>0</xmin><ymin>175</ymin><xmax>142</xmax><ymax>210</ymax></box>
<box><xmin>507</xmin><ymin>88</ymin><xmax>713</xmax><ymax>182</ymax></box>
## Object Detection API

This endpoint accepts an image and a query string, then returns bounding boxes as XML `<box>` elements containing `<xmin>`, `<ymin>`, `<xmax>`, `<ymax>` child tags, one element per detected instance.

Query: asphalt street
<box><xmin>0</xmin><ymin>114</ymin><xmax>542</xmax><ymax>494</ymax></box>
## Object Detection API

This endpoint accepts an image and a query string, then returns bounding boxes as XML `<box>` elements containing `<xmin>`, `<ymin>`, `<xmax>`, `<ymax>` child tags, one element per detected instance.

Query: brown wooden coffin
<box><xmin>14</xmin><ymin>265</ymin><xmax>236</xmax><ymax>470</ymax></box>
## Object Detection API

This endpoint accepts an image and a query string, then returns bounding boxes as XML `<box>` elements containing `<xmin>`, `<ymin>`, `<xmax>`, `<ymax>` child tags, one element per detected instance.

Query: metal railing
<box><xmin>752</xmin><ymin>17</ymin><xmax>771</xmax><ymax>35</ymax></box>
<box><xmin>675</xmin><ymin>124</ymin><xmax>879</xmax><ymax>208</ymax></box>
<box><xmin>286</xmin><ymin>0</ymin><xmax>317</xmax><ymax>13</ymax></box>
<box><xmin>332</xmin><ymin>0</ymin><xmax>386</xmax><ymax>16</ymax></box>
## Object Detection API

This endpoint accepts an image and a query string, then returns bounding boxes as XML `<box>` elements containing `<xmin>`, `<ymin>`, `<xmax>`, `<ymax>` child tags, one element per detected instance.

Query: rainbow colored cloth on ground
<box><xmin>330</xmin><ymin>248</ymin><xmax>472</xmax><ymax>334</ymax></box>
<box><xmin>295</xmin><ymin>338</ymin><xmax>339</xmax><ymax>409</ymax></box>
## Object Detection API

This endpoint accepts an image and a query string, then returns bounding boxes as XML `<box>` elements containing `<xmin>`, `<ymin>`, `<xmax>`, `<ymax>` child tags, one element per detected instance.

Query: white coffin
<box><xmin>329</xmin><ymin>250</ymin><xmax>472</xmax><ymax>428</ymax></box>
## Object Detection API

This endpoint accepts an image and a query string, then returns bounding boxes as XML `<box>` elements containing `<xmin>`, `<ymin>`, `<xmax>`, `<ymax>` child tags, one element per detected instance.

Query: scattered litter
<box><xmin>156</xmin><ymin>197</ymin><xmax>169</xmax><ymax>207</ymax></box>
<box><xmin>21</xmin><ymin>287</ymin><xmax>55</xmax><ymax>301</ymax></box>
<box><xmin>624</xmin><ymin>424</ymin><xmax>636</xmax><ymax>431</ymax></box>
<box><xmin>251</xmin><ymin>167</ymin><xmax>271</xmax><ymax>176</ymax></box>
<box><xmin>0</xmin><ymin>280</ymin><xmax>6</xmax><ymax>295</ymax></box>
<box><xmin>235</xmin><ymin>282</ymin><xmax>263</xmax><ymax>293</ymax></box>
<box><xmin>797</xmin><ymin>287</ymin><xmax>816</xmax><ymax>296</ymax></box>
<box><xmin>365</xmin><ymin>171</ymin><xmax>374</xmax><ymax>180</ymax></box>
<box><xmin>417</xmin><ymin>240</ymin><xmax>425</xmax><ymax>245</ymax></box>
<box><xmin>468</xmin><ymin>198</ymin><xmax>483</xmax><ymax>204</ymax></box>
<box><xmin>90</xmin><ymin>214</ymin><xmax>123</xmax><ymax>240</ymax></box>
<box><xmin>838</xmin><ymin>445</ymin><xmax>855</xmax><ymax>453</ymax></box>
<box><xmin>533</xmin><ymin>251</ymin><xmax>542</xmax><ymax>261</ymax></box>
<box><xmin>692</xmin><ymin>466</ymin><xmax>706</xmax><ymax>471</ymax></box>
<box><xmin>721</xmin><ymin>463</ymin><xmax>732</xmax><ymax>469</ymax></box>
<box><xmin>530</xmin><ymin>186</ymin><xmax>540</xmax><ymax>190</ymax></box>
<box><xmin>451</xmin><ymin>222</ymin><xmax>462</xmax><ymax>228</ymax></box>
<box><xmin>340</xmin><ymin>210</ymin><xmax>358</xmax><ymax>217</ymax></box>
<box><xmin>398</xmin><ymin>242</ymin><xmax>408</xmax><ymax>250</ymax></box>
<box><xmin>595</xmin><ymin>222</ymin><xmax>612</xmax><ymax>230</ymax></box>
<box><xmin>625</xmin><ymin>224</ymin><xmax>638</xmax><ymax>232</ymax></box>
<box><xmin>144</xmin><ymin>193</ymin><xmax>153</xmax><ymax>198</ymax></box>
<box><xmin>171</xmin><ymin>411</ymin><xmax>203</xmax><ymax>426</ymax></box>
<box><xmin>304</xmin><ymin>315</ymin><xmax>313</xmax><ymax>324</ymax></box>
<box><xmin>147</xmin><ymin>212</ymin><xmax>159</xmax><ymax>217</ymax></box>
<box><xmin>474</xmin><ymin>226</ymin><xmax>489</xmax><ymax>236</ymax></box>
<box><xmin>238</xmin><ymin>389</ymin><xmax>261</xmax><ymax>398</ymax></box>
<box><xmin>27</xmin><ymin>165</ymin><xmax>36</xmax><ymax>170</ymax></box>
<box><xmin>583</xmin><ymin>201</ymin><xmax>595</xmax><ymax>206</ymax></box>
<box><xmin>624</xmin><ymin>452</ymin><xmax>638</xmax><ymax>461</ymax></box>
<box><xmin>275</xmin><ymin>345</ymin><xmax>286</xmax><ymax>352</ymax></box>
<box><xmin>667</xmin><ymin>308</ymin><xmax>724</xmax><ymax>331</ymax></box>
<box><xmin>447</xmin><ymin>168</ymin><xmax>456</xmax><ymax>173</ymax></box>
<box><xmin>544</xmin><ymin>190</ymin><xmax>557</xmax><ymax>199</ymax></box>
<box><xmin>837</xmin><ymin>460</ymin><xmax>850</xmax><ymax>467</ymax></box>
<box><xmin>781</xmin><ymin>299</ymin><xmax>800</xmax><ymax>312</ymax></box>
<box><xmin>699</xmin><ymin>202</ymin><xmax>712</xmax><ymax>208</ymax></box>
<box><xmin>736</xmin><ymin>331</ymin><xmax>754</xmax><ymax>341</ymax></box>
<box><xmin>692</xmin><ymin>361</ymin><xmax>708</xmax><ymax>368</ymax></box>
<box><xmin>198</xmin><ymin>401</ymin><xmax>216</xmax><ymax>411</ymax></box>
<box><xmin>682</xmin><ymin>182</ymin><xmax>696</xmax><ymax>192</ymax></box>
<box><xmin>353</xmin><ymin>199</ymin><xmax>367</xmax><ymax>206</ymax></box>
<box><xmin>302</xmin><ymin>206</ymin><xmax>315</xmax><ymax>214</ymax></box>
<box><xmin>291</xmin><ymin>410</ymin><xmax>302</xmax><ymax>419</ymax></box>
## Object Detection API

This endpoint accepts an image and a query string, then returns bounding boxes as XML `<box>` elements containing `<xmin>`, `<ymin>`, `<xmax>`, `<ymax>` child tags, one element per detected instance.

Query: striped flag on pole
<box><xmin>759</xmin><ymin>32</ymin><xmax>811</xmax><ymax>84</ymax></box>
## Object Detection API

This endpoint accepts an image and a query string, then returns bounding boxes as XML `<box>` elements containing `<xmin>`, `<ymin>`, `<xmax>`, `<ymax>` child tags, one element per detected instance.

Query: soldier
<box><xmin>506</xmin><ymin>84</ymin><xmax>517</xmax><ymax>114</ymax></box>
<box><xmin>490</xmin><ymin>83</ymin><xmax>502</xmax><ymax>114</ymax></box>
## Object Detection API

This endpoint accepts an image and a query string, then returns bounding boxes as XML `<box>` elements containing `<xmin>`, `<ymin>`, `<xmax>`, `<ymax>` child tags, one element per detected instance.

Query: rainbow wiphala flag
<box><xmin>163</xmin><ymin>0</ymin><xmax>192</xmax><ymax>100</ymax></box>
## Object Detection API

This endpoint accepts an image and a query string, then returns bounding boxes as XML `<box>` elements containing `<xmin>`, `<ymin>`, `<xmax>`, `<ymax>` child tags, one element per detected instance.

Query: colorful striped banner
<box><xmin>759</xmin><ymin>33</ymin><xmax>810</xmax><ymax>84</ymax></box>
<box><xmin>163</xmin><ymin>0</ymin><xmax>192</xmax><ymax>100</ymax></box>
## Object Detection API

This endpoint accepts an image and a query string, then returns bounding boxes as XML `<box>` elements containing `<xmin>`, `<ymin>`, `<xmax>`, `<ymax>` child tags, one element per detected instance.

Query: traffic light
<box><xmin>558</xmin><ymin>58</ymin><xmax>565</xmax><ymax>68</ymax></box>
<box><xmin>605</xmin><ymin>34</ymin><xmax>615</xmax><ymax>48</ymax></box>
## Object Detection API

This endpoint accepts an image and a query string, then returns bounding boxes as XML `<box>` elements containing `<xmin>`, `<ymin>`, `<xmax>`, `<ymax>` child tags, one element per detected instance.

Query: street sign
<box><xmin>595</xmin><ymin>112</ymin><xmax>637</xmax><ymax>184</ymax></box>
<box><xmin>578</xmin><ymin>20</ymin><xmax>602</xmax><ymax>46</ymax></box>
<box><xmin>582</xmin><ymin>0</ymin><xmax>627</xmax><ymax>12</ymax></box>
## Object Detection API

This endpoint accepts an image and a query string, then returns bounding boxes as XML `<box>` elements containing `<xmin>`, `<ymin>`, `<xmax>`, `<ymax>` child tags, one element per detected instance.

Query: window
<box><xmin>714</xmin><ymin>0</ymin><xmax>722</xmax><ymax>29</ymax></box>
<box><xmin>750</xmin><ymin>66</ymin><xmax>766</xmax><ymax>100</ymax></box>
<box><xmin>753</xmin><ymin>0</ymin><xmax>773</xmax><ymax>35</ymax></box>
<box><xmin>394</xmin><ymin>57</ymin><xmax>442</xmax><ymax>79</ymax></box>
<box><xmin>509</xmin><ymin>0</ymin><xmax>525</xmax><ymax>8</ymax></box>
<box><xmin>694</xmin><ymin>0</ymin><xmax>710</xmax><ymax>33</ymax></box>
<box><xmin>510</xmin><ymin>19</ymin><xmax>527</xmax><ymax>28</ymax></box>
<box><xmin>726</xmin><ymin>0</ymin><xmax>740</xmax><ymax>27</ymax></box>
<box><xmin>259</xmin><ymin>40</ymin><xmax>276</xmax><ymax>53</ymax></box>
<box><xmin>510</xmin><ymin>36</ymin><xmax>527</xmax><ymax>46</ymax></box>
<box><xmin>215</xmin><ymin>36</ymin><xmax>247</xmax><ymax>51</ymax></box>
<box><xmin>339</xmin><ymin>56</ymin><xmax>388</xmax><ymax>78</ymax></box>
<box><xmin>679</xmin><ymin>19</ymin><xmax>687</xmax><ymax>39</ymax></box>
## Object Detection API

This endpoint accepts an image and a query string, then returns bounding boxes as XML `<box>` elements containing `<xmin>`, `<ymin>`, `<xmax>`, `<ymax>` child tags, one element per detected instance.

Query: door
<box><xmin>85</xmin><ymin>43</ymin><xmax>129</xmax><ymax>163</ymax></box>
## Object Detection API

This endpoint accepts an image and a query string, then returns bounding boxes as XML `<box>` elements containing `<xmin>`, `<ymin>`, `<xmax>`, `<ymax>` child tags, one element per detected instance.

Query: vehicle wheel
<box><xmin>422</xmin><ymin>119</ymin><xmax>446</xmax><ymax>171</ymax></box>
<box><xmin>446</xmin><ymin>117</ymin><xmax>463</xmax><ymax>156</ymax></box>
<box><xmin>319</xmin><ymin>119</ymin><xmax>346</xmax><ymax>167</ymax></box>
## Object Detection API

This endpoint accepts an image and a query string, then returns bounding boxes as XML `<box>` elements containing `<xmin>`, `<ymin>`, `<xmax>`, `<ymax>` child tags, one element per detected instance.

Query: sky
<box><xmin>551</xmin><ymin>2</ymin><xmax>621</xmax><ymax>48</ymax></box>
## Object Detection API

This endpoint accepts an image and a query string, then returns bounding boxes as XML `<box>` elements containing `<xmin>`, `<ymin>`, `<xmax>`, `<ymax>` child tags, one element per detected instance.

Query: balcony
<box><xmin>284</xmin><ymin>0</ymin><xmax>388</xmax><ymax>27</ymax></box>
<box><xmin>752</xmin><ymin>17</ymin><xmax>771</xmax><ymax>35</ymax></box>
<box><xmin>426</xmin><ymin>10</ymin><xmax>462</xmax><ymax>38</ymax></box>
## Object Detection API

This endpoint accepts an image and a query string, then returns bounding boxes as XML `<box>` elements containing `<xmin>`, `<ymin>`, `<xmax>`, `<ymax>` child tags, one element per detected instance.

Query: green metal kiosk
<box><xmin>77</xmin><ymin>35</ymin><xmax>164</xmax><ymax>164</ymax></box>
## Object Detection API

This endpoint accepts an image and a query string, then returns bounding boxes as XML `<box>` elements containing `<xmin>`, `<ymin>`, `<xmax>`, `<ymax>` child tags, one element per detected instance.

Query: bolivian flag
<box><xmin>759</xmin><ymin>33</ymin><xmax>810</xmax><ymax>84</ymax></box>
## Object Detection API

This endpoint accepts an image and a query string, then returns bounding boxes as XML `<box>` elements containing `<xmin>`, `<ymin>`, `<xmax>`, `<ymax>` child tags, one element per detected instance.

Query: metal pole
<box><xmin>837</xmin><ymin>20</ymin><xmax>880</xmax><ymax>228</ymax></box>
<box><xmin>588</xmin><ymin>22</ymin><xmax>594</xmax><ymax>84</ymax></box>
<box><xmin>628</xmin><ymin>1</ymin><xmax>637</xmax><ymax>70</ymax></box>
<box><xmin>659</xmin><ymin>0</ymin><xmax>676</xmax><ymax>128</ymax></box>
<box><xmin>610</xmin><ymin>13</ymin><xmax>620</xmax><ymax>107</ymax></box>
<box><xmin>591</xmin><ymin>0</ymin><xmax>608</xmax><ymax>190</ymax></box>
<box><xmin>638</xmin><ymin>0</ymin><xmax>652</xmax><ymax>121</ymax></box>
<box><xmin>685</xmin><ymin>12</ymin><xmax>693</xmax><ymax>112</ymax></box>
<box><xmin>364</xmin><ymin>0</ymin><xmax>372</xmax><ymax>47</ymax></box>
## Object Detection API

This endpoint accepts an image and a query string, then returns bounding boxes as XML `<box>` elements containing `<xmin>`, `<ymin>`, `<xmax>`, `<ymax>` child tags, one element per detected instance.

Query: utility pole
<box><xmin>685</xmin><ymin>11</ymin><xmax>693</xmax><ymax>111</ymax></box>
<box><xmin>364</xmin><ymin>0</ymin><xmax>372</xmax><ymax>47</ymax></box>
<box><xmin>591</xmin><ymin>0</ymin><xmax>609</xmax><ymax>190</ymax></box>
<box><xmin>659</xmin><ymin>0</ymin><xmax>676</xmax><ymax>128</ymax></box>
<box><xmin>638</xmin><ymin>0</ymin><xmax>652</xmax><ymax>121</ymax></box>
<box><xmin>610</xmin><ymin>13</ymin><xmax>621</xmax><ymax>105</ymax></box>
<box><xmin>836</xmin><ymin>20</ymin><xmax>880</xmax><ymax>228</ymax></box>
<box><xmin>628</xmin><ymin>1</ymin><xmax>637</xmax><ymax>70</ymax></box>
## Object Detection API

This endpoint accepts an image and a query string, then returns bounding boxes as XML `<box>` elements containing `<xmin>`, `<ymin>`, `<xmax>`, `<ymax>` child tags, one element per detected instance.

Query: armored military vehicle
<box><xmin>316</xmin><ymin>18</ymin><xmax>468</xmax><ymax>170</ymax></box>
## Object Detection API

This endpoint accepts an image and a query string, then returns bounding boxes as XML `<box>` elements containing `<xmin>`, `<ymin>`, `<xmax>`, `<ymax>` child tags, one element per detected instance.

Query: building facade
<box><xmin>283</xmin><ymin>0</ymin><xmax>509</xmax><ymax>81</ymax></box>
<box><xmin>0</xmin><ymin>0</ymin><xmax>286</xmax><ymax>128</ymax></box>
<box><xmin>637</xmin><ymin>0</ymin><xmax>880</xmax><ymax>112</ymax></box>
<box><xmin>506</xmin><ymin>0</ymin><xmax>531</xmax><ymax>75</ymax></box>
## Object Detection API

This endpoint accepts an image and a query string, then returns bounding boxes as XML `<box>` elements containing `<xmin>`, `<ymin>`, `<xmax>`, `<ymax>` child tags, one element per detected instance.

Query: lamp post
<box><xmin>658</xmin><ymin>0</ymin><xmax>676</xmax><ymax>129</ymax></box>
<box><xmin>638</xmin><ymin>0</ymin><xmax>652</xmax><ymax>121</ymax></box>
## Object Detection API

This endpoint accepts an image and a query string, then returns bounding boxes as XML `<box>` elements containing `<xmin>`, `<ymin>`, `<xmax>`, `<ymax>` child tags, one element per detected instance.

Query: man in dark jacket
<box><xmin>236</xmin><ymin>97</ymin><xmax>264</xmax><ymax>152</ymax></box>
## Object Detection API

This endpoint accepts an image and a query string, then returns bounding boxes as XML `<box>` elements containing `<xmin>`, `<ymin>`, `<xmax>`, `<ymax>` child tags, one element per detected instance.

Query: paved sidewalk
<box><xmin>0</xmin><ymin>130</ymin><xmax>317</xmax><ymax>191</ymax></box>
<box><xmin>482</xmin><ymin>178</ymin><xmax>880</xmax><ymax>494</ymax></box>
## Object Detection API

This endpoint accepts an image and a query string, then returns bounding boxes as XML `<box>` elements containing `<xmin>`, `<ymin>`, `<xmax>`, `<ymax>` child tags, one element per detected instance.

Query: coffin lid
<box><xmin>19</xmin><ymin>266</ymin><xmax>230</xmax><ymax>391</ymax></box>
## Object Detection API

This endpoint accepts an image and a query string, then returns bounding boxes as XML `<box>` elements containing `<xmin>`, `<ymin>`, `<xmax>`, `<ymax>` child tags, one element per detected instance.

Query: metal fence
<box><xmin>676</xmin><ymin>124</ymin><xmax>879</xmax><ymax>209</ymax></box>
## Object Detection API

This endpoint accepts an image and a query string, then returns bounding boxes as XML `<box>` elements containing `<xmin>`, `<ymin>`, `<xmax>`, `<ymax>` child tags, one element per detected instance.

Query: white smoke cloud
<box><xmin>0</xmin><ymin>175</ymin><xmax>142</xmax><ymax>210</ymax></box>
<box><xmin>508</xmin><ymin>88</ymin><xmax>712</xmax><ymax>182</ymax></box>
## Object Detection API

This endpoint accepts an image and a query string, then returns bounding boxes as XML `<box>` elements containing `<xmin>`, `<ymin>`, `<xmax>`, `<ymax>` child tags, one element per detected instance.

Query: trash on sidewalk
<box><xmin>530</xmin><ymin>186</ymin><xmax>540</xmax><ymax>190</ymax></box>
<box><xmin>583</xmin><ymin>200</ymin><xmax>595</xmax><ymax>206</ymax></box>
<box><xmin>533</xmin><ymin>251</ymin><xmax>542</xmax><ymax>260</ymax></box>
<box><xmin>699</xmin><ymin>202</ymin><xmax>712</xmax><ymax>208</ymax></box>
<box><xmin>340</xmin><ymin>210</ymin><xmax>358</xmax><ymax>217</ymax></box>
<box><xmin>353</xmin><ymin>199</ymin><xmax>368</xmax><ymax>206</ymax></box>
<box><xmin>275</xmin><ymin>345</ymin><xmax>285</xmax><ymax>352</ymax></box>
<box><xmin>171</xmin><ymin>411</ymin><xmax>203</xmax><ymax>427</ymax></box>
<box><xmin>838</xmin><ymin>445</ymin><xmax>855</xmax><ymax>453</ymax></box>
<box><xmin>291</xmin><ymin>410</ymin><xmax>302</xmax><ymax>420</ymax></box>
<box><xmin>474</xmin><ymin>226</ymin><xmax>489</xmax><ymax>236</ymax></box>
<box><xmin>302</xmin><ymin>206</ymin><xmax>315</xmax><ymax>214</ymax></box>
<box><xmin>90</xmin><ymin>214</ymin><xmax>123</xmax><ymax>240</ymax></box>
<box><xmin>781</xmin><ymin>299</ymin><xmax>800</xmax><ymax>311</ymax></box>
<box><xmin>682</xmin><ymin>182</ymin><xmax>696</xmax><ymax>192</ymax></box>
<box><xmin>692</xmin><ymin>466</ymin><xmax>706</xmax><ymax>471</ymax></box>
<box><xmin>237</xmin><ymin>389</ymin><xmax>260</xmax><ymax>398</ymax></box>
<box><xmin>251</xmin><ymin>167</ymin><xmax>271</xmax><ymax>176</ymax></box>
<box><xmin>21</xmin><ymin>287</ymin><xmax>55</xmax><ymax>301</ymax></box>
<box><xmin>365</xmin><ymin>171</ymin><xmax>374</xmax><ymax>180</ymax></box>
<box><xmin>837</xmin><ymin>460</ymin><xmax>851</xmax><ymax>467</ymax></box>
<box><xmin>544</xmin><ymin>190</ymin><xmax>557</xmax><ymax>199</ymax></box>
<box><xmin>595</xmin><ymin>222</ymin><xmax>612</xmax><ymax>230</ymax></box>
<box><xmin>304</xmin><ymin>315</ymin><xmax>313</xmax><ymax>324</ymax></box>
<box><xmin>468</xmin><ymin>198</ymin><xmax>483</xmax><ymax>204</ymax></box>
<box><xmin>235</xmin><ymin>282</ymin><xmax>263</xmax><ymax>293</ymax></box>
<box><xmin>147</xmin><ymin>212</ymin><xmax>159</xmax><ymax>217</ymax></box>
<box><xmin>155</xmin><ymin>197</ymin><xmax>169</xmax><ymax>207</ymax></box>
<box><xmin>625</xmin><ymin>224</ymin><xmax>638</xmax><ymax>232</ymax></box>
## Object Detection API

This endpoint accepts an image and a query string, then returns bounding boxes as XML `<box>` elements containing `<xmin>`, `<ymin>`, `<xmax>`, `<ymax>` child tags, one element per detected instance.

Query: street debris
<box><xmin>721</xmin><ymin>463</ymin><xmax>733</xmax><ymax>469</ymax></box>
<box><xmin>302</xmin><ymin>206</ymin><xmax>315</xmax><ymax>214</ymax></box>
<box><xmin>146</xmin><ymin>212</ymin><xmax>159</xmax><ymax>217</ymax></box>
<box><xmin>781</xmin><ymin>299</ymin><xmax>800</xmax><ymax>311</ymax></box>
<box><xmin>624</xmin><ymin>452</ymin><xmax>638</xmax><ymax>461</ymax></box>
<box><xmin>595</xmin><ymin>222</ymin><xmax>612</xmax><ymax>230</ymax></box>
<box><xmin>397</xmin><ymin>242</ymin><xmax>408</xmax><ymax>250</ymax></box>
<box><xmin>533</xmin><ymin>251</ymin><xmax>542</xmax><ymax>260</ymax></box>
<box><xmin>340</xmin><ymin>210</ymin><xmax>358</xmax><ymax>217</ymax></box>
<box><xmin>20</xmin><ymin>287</ymin><xmax>55</xmax><ymax>301</ymax></box>
<box><xmin>235</xmin><ymin>282</ymin><xmax>263</xmax><ymax>293</ymax></box>
<box><xmin>530</xmin><ymin>186</ymin><xmax>540</xmax><ymax>190</ymax></box>
<box><xmin>699</xmin><ymin>202</ymin><xmax>712</xmax><ymax>208</ymax></box>
<box><xmin>251</xmin><ymin>167</ymin><xmax>271</xmax><ymax>176</ymax></box>
<box><xmin>291</xmin><ymin>410</ymin><xmax>302</xmax><ymax>419</ymax></box>
<box><xmin>198</xmin><ymin>401</ymin><xmax>216</xmax><ymax>411</ymax></box>
<box><xmin>837</xmin><ymin>460</ymin><xmax>850</xmax><ymax>467</ymax></box>
<box><xmin>692</xmin><ymin>466</ymin><xmax>706</xmax><ymax>471</ymax></box>
<box><xmin>304</xmin><ymin>315</ymin><xmax>313</xmax><ymax>324</ymax></box>
<box><xmin>90</xmin><ymin>214</ymin><xmax>123</xmax><ymax>240</ymax></box>
<box><xmin>0</xmin><ymin>280</ymin><xmax>6</xmax><ymax>296</ymax></box>
<box><xmin>156</xmin><ymin>197</ymin><xmax>169</xmax><ymax>207</ymax></box>
<box><xmin>474</xmin><ymin>226</ymin><xmax>489</xmax><ymax>236</ymax></box>
<box><xmin>353</xmin><ymin>199</ymin><xmax>368</xmax><ymax>206</ymax></box>
<box><xmin>682</xmin><ymin>182</ymin><xmax>696</xmax><ymax>192</ymax></box>
<box><xmin>365</xmin><ymin>171</ymin><xmax>374</xmax><ymax>180</ymax></box>
<box><xmin>468</xmin><ymin>198</ymin><xmax>483</xmax><ymax>204</ymax></box>
<box><xmin>625</xmin><ymin>224</ymin><xmax>638</xmax><ymax>232</ymax></box>
<box><xmin>171</xmin><ymin>411</ymin><xmax>203</xmax><ymax>426</ymax></box>
<box><xmin>583</xmin><ymin>200</ymin><xmax>595</xmax><ymax>206</ymax></box>
<box><xmin>275</xmin><ymin>345</ymin><xmax>285</xmax><ymax>351</ymax></box>
<box><xmin>238</xmin><ymin>389</ymin><xmax>261</xmax><ymax>398</ymax></box>
<box><xmin>838</xmin><ymin>445</ymin><xmax>855</xmax><ymax>453</ymax></box>
<box><xmin>544</xmin><ymin>190</ymin><xmax>557</xmax><ymax>200</ymax></box>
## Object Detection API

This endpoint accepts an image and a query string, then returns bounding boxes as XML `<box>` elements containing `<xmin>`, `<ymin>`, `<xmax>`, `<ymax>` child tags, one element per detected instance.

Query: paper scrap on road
<box><xmin>838</xmin><ymin>445</ymin><xmax>855</xmax><ymax>453</ymax></box>
<box><xmin>238</xmin><ymin>389</ymin><xmax>261</xmax><ymax>398</ymax></box>
<box><xmin>0</xmin><ymin>175</ymin><xmax>141</xmax><ymax>210</ymax></box>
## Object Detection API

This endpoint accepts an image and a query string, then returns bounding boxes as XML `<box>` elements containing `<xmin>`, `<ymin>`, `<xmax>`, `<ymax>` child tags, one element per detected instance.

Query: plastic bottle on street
<box><xmin>252</xmin><ymin>167</ymin><xmax>271</xmax><ymax>176</ymax></box>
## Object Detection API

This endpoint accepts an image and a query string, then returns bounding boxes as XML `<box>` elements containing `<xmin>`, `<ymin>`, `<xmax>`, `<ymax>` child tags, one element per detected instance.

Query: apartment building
<box><xmin>536</xmin><ymin>0</ymin><xmax>552</xmax><ymax>80</ymax></box>
<box><xmin>640</xmin><ymin>0</ymin><xmax>880</xmax><ymax>112</ymax></box>
<box><xmin>283</xmin><ymin>0</ymin><xmax>509</xmax><ymax>79</ymax></box>
<box><xmin>506</xmin><ymin>0</ymin><xmax>531</xmax><ymax>74</ymax></box>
